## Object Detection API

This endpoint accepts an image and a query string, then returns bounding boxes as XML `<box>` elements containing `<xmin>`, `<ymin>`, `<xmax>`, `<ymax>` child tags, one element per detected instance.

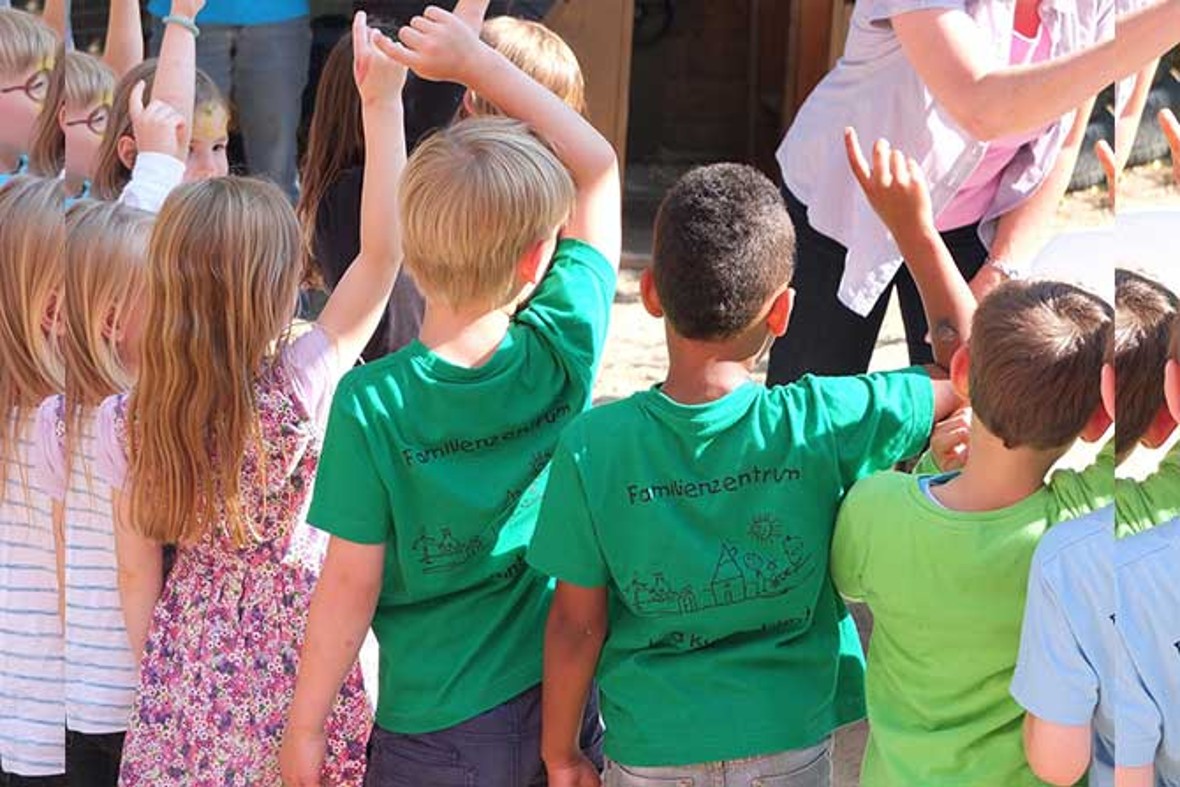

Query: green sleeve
<box><xmin>306</xmin><ymin>378</ymin><xmax>394</xmax><ymax>545</ymax></box>
<box><xmin>1047</xmin><ymin>440</ymin><xmax>1115</xmax><ymax>521</ymax></box>
<box><xmin>527</xmin><ymin>434</ymin><xmax>609</xmax><ymax>588</ymax></box>
<box><xmin>515</xmin><ymin>239</ymin><xmax>618</xmax><ymax>392</ymax></box>
<box><xmin>830</xmin><ymin>479</ymin><xmax>875</xmax><ymax>602</ymax></box>
<box><xmin>813</xmin><ymin>367</ymin><xmax>935</xmax><ymax>488</ymax></box>
<box><xmin>910</xmin><ymin>450</ymin><xmax>942</xmax><ymax>476</ymax></box>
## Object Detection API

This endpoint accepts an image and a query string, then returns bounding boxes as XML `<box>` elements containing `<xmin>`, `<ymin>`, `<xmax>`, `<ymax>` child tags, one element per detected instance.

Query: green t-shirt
<box><xmin>527</xmin><ymin>368</ymin><xmax>934</xmax><ymax>767</ymax></box>
<box><xmin>308</xmin><ymin>239</ymin><xmax>616</xmax><ymax>733</ymax></box>
<box><xmin>831</xmin><ymin>455</ymin><xmax>1114</xmax><ymax>787</ymax></box>
<box><xmin>1116</xmin><ymin>444</ymin><xmax>1180</xmax><ymax>538</ymax></box>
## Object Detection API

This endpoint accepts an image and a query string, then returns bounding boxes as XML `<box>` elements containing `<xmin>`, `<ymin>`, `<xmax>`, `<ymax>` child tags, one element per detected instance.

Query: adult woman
<box><xmin>768</xmin><ymin>0</ymin><xmax>1180</xmax><ymax>383</ymax></box>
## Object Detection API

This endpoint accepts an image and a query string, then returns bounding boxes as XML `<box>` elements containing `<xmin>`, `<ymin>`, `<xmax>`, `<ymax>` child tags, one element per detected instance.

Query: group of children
<box><xmin>0</xmin><ymin>0</ymin><xmax>1178</xmax><ymax>785</ymax></box>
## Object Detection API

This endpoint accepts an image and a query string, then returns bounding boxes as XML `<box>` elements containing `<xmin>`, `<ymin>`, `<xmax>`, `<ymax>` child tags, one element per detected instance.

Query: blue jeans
<box><xmin>151</xmin><ymin>16</ymin><xmax>310</xmax><ymax>200</ymax></box>
<box><xmin>603</xmin><ymin>739</ymin><xmax>832</xmax><ymax>787</ymax></box>
<box><xmin>364</xmin><ymin>685</ymin><xmax>604</xmax><ymax>786</ymax></box>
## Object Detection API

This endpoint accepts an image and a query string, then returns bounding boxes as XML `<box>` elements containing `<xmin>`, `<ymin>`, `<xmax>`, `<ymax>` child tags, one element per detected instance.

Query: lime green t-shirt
<box><xmin>527</xmin><ymin>368</ymin><xmax>934</xmax><ymax>767</ymax></box>
<box><xmin>831</xmin><ymin>456</ymin><xmax>1114</xmax><ymax>787</ymax></box>
<box><xmin>1116</xmin><ymin>445</ymin><xmax>1180</xmax><ymax>538</ymax></box>
<box><xmin>307</xmin><ymin>239</ymin><xmax>616</xmax><ymax>734</ymax></box>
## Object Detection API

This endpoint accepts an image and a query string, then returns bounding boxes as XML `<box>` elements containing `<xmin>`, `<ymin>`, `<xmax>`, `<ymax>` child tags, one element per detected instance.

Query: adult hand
<box><xmin>845</xmin><ymin>127</ymin><xmax>936</xmax><ymax>244</ymax></box>
<box><xmin>127</xmin><ymin>80</ymin><xmax>187</xmax><ymax>162</ymax></box>
<box><xmin>278</xmin><ymin>725</ymin><xmax>327</xmax><ymax>787</ymax></box>
<box><xmin>1161</xmin><ymin>108</ymin><xmax>1180</xmax><ymax>187</ymax></box>
<box><xmin>930</xmin><ymin>407</ymin><xmax>971</xmax><ymax>472</ymax></box>
<box><xmin>386</xmin><ymin>5</ymin><xmax>486</xmax><ymax>85</ymax></box>
<box><xmin>353</xmin><ymin>11</ymin><xmax>408</xmax><ymax>108</ymax></box>
<box><xmin>968</xmin><ymin>263</ymin><xmax>1006</xmax><ymax>303</ymax></box>
<box><xmin>546</xmin><ymin>755</ymin><xmax>603</xmax><ymax>787</ymax></box>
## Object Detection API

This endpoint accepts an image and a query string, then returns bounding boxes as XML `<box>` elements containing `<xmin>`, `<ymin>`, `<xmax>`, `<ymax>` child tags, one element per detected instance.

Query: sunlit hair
<box><xmin>464</xmin><ymin>17</ymin><xmax>586</xmax><ymax>118</ymax></box>
<box><xmin>0</xmin><ymin>8</ymin><xmax>56</xmax><ymax>79</ymax></box>
<box><xmin>29</xmin><ymin>50</ymin><xmax>115</xmax><ymax>177</ymax></box>
<box><xmin>0</xmin><ymin>176</ymin><xmax>66</xmax><ymax>497</ymax></box>
<box><xmin>401</xmin><ymin>117</ymin><xmax>574</xmax><ymax>309</ymax></box>
<box><xmin>296</xmin><ymin>18</ymin><xmax>396</xmax><ymax>287</ymax></box>
<box><xmin>91</xmin><ymin>58</ymin><xmax>226</xmax><ymax>200</ymax></box>
<box><xmin>1115</xmin><ymin>268</ymin><xmax>1179</xmax><ymax>455</ymax></box>
<box><xmin>127</xmin><ymin>177</ymin><xmax>303</xmax><ymax>546</ymax></box>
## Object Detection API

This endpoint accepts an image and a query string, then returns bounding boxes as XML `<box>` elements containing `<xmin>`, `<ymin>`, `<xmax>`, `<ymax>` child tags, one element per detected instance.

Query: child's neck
<box><xmin>418</xmin><ymin>300</ymin><xmax>512</xmax><ymax>369</ymax></box>
<box><xmin>661</xmin><ymin>329</ymin><xmax>766</xmax><ymax>405</ymax></box>
<box><xmin>931</xmin><ymin>424</ymin><xmax>1063</xmax><ymax>513</ymax></box>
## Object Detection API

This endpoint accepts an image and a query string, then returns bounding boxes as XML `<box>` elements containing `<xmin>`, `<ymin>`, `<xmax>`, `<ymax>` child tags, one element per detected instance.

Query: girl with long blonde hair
<box><xmin>0</xmin><ymin>9</ymin><xmax>57</xmax><ymax>187</ymax></box>
<box><xmin>94</xmin><ymin>12</ymin><xmax>407</xmax><ymax>785</ymax></box>
<box><xmin>0</xmin><ymin>175</ymin><xmax>67</xmax><ymax>784</ymax></box>
<box><xmin>32</xmin><ymin>200</ymin><xmax>151</xmax><ymax>786</ymax></box>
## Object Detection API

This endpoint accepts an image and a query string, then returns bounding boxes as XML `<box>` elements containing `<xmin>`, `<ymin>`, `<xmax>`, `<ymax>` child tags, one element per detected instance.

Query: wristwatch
<box><xmin>984</xmin><ymin>256</ymin><xmax>1024</xmax><ymax>280</ymax></box>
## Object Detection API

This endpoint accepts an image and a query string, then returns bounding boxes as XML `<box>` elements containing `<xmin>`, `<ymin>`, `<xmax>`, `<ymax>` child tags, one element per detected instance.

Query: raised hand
<box><xmin>353</xmin><ymin>11</ymin><xmax>408</xmax><ymax>108</ymax></box>
<box><xmin>845</xmin><ymin>127</ymin><xmax>935</xmax><ymax>242</ymax></box>
<box><xmin>127</xmin><ymin>80</ymin><xmax>187</xmax><ymax>162</ymax></box>
<box><xmin>384</xmin><ymin>5</ymin><xmax>486</xmax><ymax>85</ymax></box>
<box><xmin>1161</xmin><ymin>108</ymin><xmax>1180</xmax><ymax>187</ymax></box>
<box><xmin>168</xmin><ymin>0</ymin><xmax>205</xmax><ymax>19</ymax></box>
<box><xmin>453</xmin><ymin>0</ymin><xmax>492</xmax><ymax>32</ymax></box>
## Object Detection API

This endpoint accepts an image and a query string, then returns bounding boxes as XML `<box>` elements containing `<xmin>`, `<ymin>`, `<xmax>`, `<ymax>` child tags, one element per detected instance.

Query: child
<box><xmin>526</xmin><ymin>131</ymin><xmax>968</xmax><ymax>785</ymax></box>
<box><xmin>1112</xmin><ymin>314</ymin><xmax>1180</xmax><ymax>786</ymax></box>
<box><xmin>0</xmin><ymin>9</ymin><xmax>57</xmax><ymax>187</ymax></box>
<box><xmin>280</xmin><ymin>4</ymin><xmax>620</xmax><ymax>785</ymax></box>
<box><xmin>29</xmin><ymin>52</ymin><xmax>115</xmax><ymax>200</ymax></box>
<box><xmin>0</xmin><ymin>176</ymin><xmax>67</xmax><ymax>785</ymax></box>
<box><xmin>32</xmin><ymin>201</ymin><xmax>152</xmax><ymax>787</ymax></box>
<box><xmin>94</xmin><ymin>11</ymin><xmax>406</xmax><ymax>784</ymax></box>
<box><xmin>831</xmin><ymin>279</ymin><xmax>1113</xmax><ymax>786</ymax></box>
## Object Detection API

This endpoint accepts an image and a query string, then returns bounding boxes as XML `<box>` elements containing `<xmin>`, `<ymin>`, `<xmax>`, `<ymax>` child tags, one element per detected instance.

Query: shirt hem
<box><xmin>374</xmin><ymin>666</ymin><xmax>542</xmax><ymax>735</ymax></box>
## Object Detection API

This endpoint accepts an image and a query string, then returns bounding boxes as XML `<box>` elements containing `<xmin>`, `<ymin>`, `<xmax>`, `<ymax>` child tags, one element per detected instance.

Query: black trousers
<box><xmin>65</xmin><ymin>731</ymin><xmax>124</xmax><ymax>787</ymax></box>
<box><xmin>0</xmin><ymin>770</ymin><xmax>66</xmax><ymax>787</ymax></box>
<box><xmin>765</xmin><ymin>188</ymin><xmax>988</xmax><ymax>385</ymax></box>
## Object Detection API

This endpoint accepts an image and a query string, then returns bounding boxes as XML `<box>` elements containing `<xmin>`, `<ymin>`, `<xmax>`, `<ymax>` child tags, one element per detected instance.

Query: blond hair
<box><xmin>30</xmin><ymin>50</ymin><xmax>115</xmax><ymax>177</ymax></box>
<box><xmin>0</xmin><ymin>176</ymin><xmax>66</xmax><ymax>498</ymax></box>
<box><xmin>128</xmin><ymin>177</ymin><xmax>303</xmax><ymax>546</ymax></box>
<box><xmin>467</xmin><ymin>17</ymin><xmax>586</xmax><ymax>118</ymax></box>
<box><xmin>401</xmin><ymin>117</ymin><xmax>574</xmax><ymax>309</ymax></box>
<box><xmin>0</xmin><ymin>8</ymin><xmax>56</xmax><ymax>79</ymax></box>
<box><xmin>969</xmin><ymin>280</ymin><xmax>1112</xmax><ymax>451</ymax></box>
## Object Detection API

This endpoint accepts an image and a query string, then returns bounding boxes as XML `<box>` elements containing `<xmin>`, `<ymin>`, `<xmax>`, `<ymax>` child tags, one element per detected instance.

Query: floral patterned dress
<box><xmin>97</xmin><ymin>328</ymin><xmax>372</xmax><ymax>786</ymax></box>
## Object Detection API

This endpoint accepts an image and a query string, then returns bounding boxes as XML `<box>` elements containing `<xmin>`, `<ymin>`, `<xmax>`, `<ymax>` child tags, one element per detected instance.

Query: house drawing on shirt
<box><xmin>413</xmin><ymin>527</ymin><xmax>485</xmax><ymax>573</ymax></box>
<box><xmin>704</xmin><ymin>543</ymin><xmax>747</xmax><ymax>607</ymax></box>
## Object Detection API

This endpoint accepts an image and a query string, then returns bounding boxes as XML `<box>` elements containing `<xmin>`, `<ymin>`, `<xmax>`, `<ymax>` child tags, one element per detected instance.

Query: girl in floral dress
<box><xmin>94</xmin><ymin>12</ymin><xmax>409</xmax><ymax>785</ymax></box>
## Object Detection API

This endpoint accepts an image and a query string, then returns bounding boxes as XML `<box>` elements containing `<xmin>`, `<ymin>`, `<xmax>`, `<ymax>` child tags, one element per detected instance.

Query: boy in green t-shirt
<box><xmin>279</xmin><ymin>3</ymin><xmax>620</xmax><ymax>785</ymax></box>
<box><xmin>1111</xmin><ymin>268</ymin><xmax>1180</xmax><ymax>537</ymax></box>
<box><xmin>831</xmin><ymin>282</ymin><xmax>1114</xmax><ymax>784</ymax></box>
<box><xmin>528</xmin><ymin>135</ymin><xmax>971</xmax><ymax>786</ymax></box>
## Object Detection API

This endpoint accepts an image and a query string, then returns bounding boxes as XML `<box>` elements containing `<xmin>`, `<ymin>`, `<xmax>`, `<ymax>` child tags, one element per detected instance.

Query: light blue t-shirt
<box><xmin>1010</xmin><ymin>506</ymin><xmax>1116</xmax><ymax>786</ymax></box>
<box><xmin>1115</xmin><ymin>517</ymin><xmax>1180</xmax><ymax>782</ymax></box>
<box><xmin>148</xmin><ymin>0</ymin><xmax>308</xmax><ymax>25</ymax></box>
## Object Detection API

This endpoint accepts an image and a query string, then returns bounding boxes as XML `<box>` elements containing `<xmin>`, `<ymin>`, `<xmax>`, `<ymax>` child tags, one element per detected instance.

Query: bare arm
<box><xmin>41</xmin><ymin>0</ymin><xmax>71</xmax><ymax>45</ymax></box>
<box><xmin>892</xmin><ymin>1</ymin><xmax>1180</xmax><ymax>141</ymax></box>
<box><xmin>280</xmin><ymin>537</ymin><xmax>384</xmax><ymax>787</ymax></box>
<box><xmin>541</xmin><ymin>582</ymin><xmax>607</xmax><ymax>786</ymax></box>
<box><xmin>1115</xmin><ymin>765</ymin><xmax>1155</xmax><ymax>787</ymax></box>
<box><xmin>316</xmin><ymin>13</ymin><xmax>408</xmax><ymax>368</ymax></box>
<box><xmin>389</xmin><ymin>2</ymin><xmax>622</xmax><ymax>266</ymax></box>
<box><xmin>987</xmin><ymin>98</ymin><xmax>1096</xmax><ymax>274</ymax></box>
<box><xmin>112</xmin><ymin>489</ymin><xmax>163</xmax><ymax>662</ymax></box>
<box><xmin>149</xmin><ymin>0</ymin><xmax>205</xmax><ymax>152</ymax></box>
<box><xmin>1023</xmin><ymin>714</ymin><xmax>1092</xmax><ymax>786</ymax></box>
<box><xmin>103</xmin><ymin>0</ymin><xmax>145</xmax><ymax>79</ymax></box>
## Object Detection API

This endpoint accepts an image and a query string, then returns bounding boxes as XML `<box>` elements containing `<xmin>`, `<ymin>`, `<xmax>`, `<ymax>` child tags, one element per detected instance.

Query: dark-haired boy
<box><xmin>528</xmin><ymin>149</ymin><xmax>971</xmax><ymax>786</ymax></box>
<box><xmin>832</xmin><ymin>278</ymin><xmax>1114</xmax><ymax>787</ymax></box>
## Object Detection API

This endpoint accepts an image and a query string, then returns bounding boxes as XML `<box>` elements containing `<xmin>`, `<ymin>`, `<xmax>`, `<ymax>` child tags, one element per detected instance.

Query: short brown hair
<box><xmin>969</xmin><ymin>280</ymin><xmax>1112</xmax><ymax>450</ymax></box>
<box><xmin>1114</xmin><ymin>269</ymin><xmax>1178</xmax><ymax>454</ymax></box>
<box><xmin>400</xmin><ymin>117</ymin><xmax>574</xmax><ymax>309</ymax></box>
<box><xmin>467</xmin><ymin>17</ymin><xmax>585</xmax><ymax>118</ymax></box>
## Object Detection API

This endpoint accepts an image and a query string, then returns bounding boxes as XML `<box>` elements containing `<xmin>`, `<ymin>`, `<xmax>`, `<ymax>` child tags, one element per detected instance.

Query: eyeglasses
<box><xmin>64</xmin><ymin>105</ymin><xmax>110</xmax><ymax>137</ymax></box>
<box><xmin>0</xmin><ymin>69</ymin><xmax>51</xmax><ymax>104</ymax></box>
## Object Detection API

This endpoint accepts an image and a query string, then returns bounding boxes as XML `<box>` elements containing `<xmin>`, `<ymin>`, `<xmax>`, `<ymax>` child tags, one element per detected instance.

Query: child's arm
<box><xmin>387</xmin><ymin>2</ymin><xmax>622</xmax><ymax>267</ymax></box>
<box><xmin>1022</xmin><ymin>715</ymin><xmax>1091</xmax><ymax>786</ymax></box>
<box><xmin>1115</xmin><ymin>765</ymin><xmax>1155</xmax><ymax>786</ymax></box>
<box><xmin>845</xmin><ymin>128</ymin><xmax>975</xmax><ymax>369</ymax></box>
<box><xmin>149</xmin><ymin>0</ymin><xmax>205</xmax><ymax>154</ymax></box>
<box><xmin>542</xmin><ymin>582</ymin><xmax>607</xmax><ymax>787</ymax></box>
<box><xmin>1163</xmin><ymin>108</ymin><xmax>1180</xmax><ymax>186</ymax></box>
<box><xmin>112</xmin><ymin>489</ymin><xmax>163</xmax><ymax>662</ymax></box>
<box><xmin>41</xmin><ymin>0</ymin><xmax>71</xmax><ymax>45</ymax></box>
<box><xmin>315</xmin><ymin>13</ymin><xmax>408</xmax><ymax>368</ymax></box>
<box><xmin>102</xmin><ymin>0</ymin><xmax>145</xmax><ymax>80</ymax></box>
<box><xmin>280</xmin><ymin>537</ymin><xmax>383</xmax><ymax>787</ymax></box>
<box><xmin>118</xmin><ymin>81</ymin><xmax>187</xmax><ymax>213</ymax></box>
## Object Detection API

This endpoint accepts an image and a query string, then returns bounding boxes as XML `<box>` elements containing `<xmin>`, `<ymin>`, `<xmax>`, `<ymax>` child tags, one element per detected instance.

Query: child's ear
<box><xmin>117</xmin><ymin>135</ymin><xmax>138</xmax><ymax>170</ymax></box>
<box><xmin>640</xmin><ymin>268</ymin><xmax>663</xmax><ymax>319</ymax></box>
<box><xmin>949</xmin><ymin>346</ymin><xmax>970</xmax><ymax>400</ymax></box>
<box><xmin>1167</xmin><ymin>359</ymin><xmax>1180</xmax><ymax>424</ymax></box>
<box><xmin>459</xmin><ymin>90</ymin><xmax>476</xmax><ymax>119</ymax></box>
<box><xmin>766</xmin><ymin>287</ymin><xmax>795</xmax><ymax>338</ymax></box>
<box><xmin>56</xmin><ymin>105</ymin><xmax>68</xmax><ymax>133</ymax></box>
<box><xmin>41</xmin><ymin>291</ymin><xmax>62</xmax><ymax>336</ymax></box>
<box><xmin>516</xmin><ymin>239</ymin><xmax>549</xmax><ymax>285</ymax></box>
<box><xmin>1138</xmin><ymin>403</ymin><xmax>1178</xmax><ymax>449</ymax></box>
<box><xmin>1079</xmin><ymin>403</ymin><xmax>1113</xmax><ymax>444</ymax></box>
<box><xmin>101</xmin><ymin>305</ymin><xmax>122</xmax><ymax>342</ymax></box>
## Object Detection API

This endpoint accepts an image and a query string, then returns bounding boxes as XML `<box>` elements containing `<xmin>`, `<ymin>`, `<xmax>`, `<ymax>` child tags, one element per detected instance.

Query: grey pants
<box><xmin>603</xmin><ymin>739</ymin><xmax>832</xmax><ymax>787</ymax></box>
